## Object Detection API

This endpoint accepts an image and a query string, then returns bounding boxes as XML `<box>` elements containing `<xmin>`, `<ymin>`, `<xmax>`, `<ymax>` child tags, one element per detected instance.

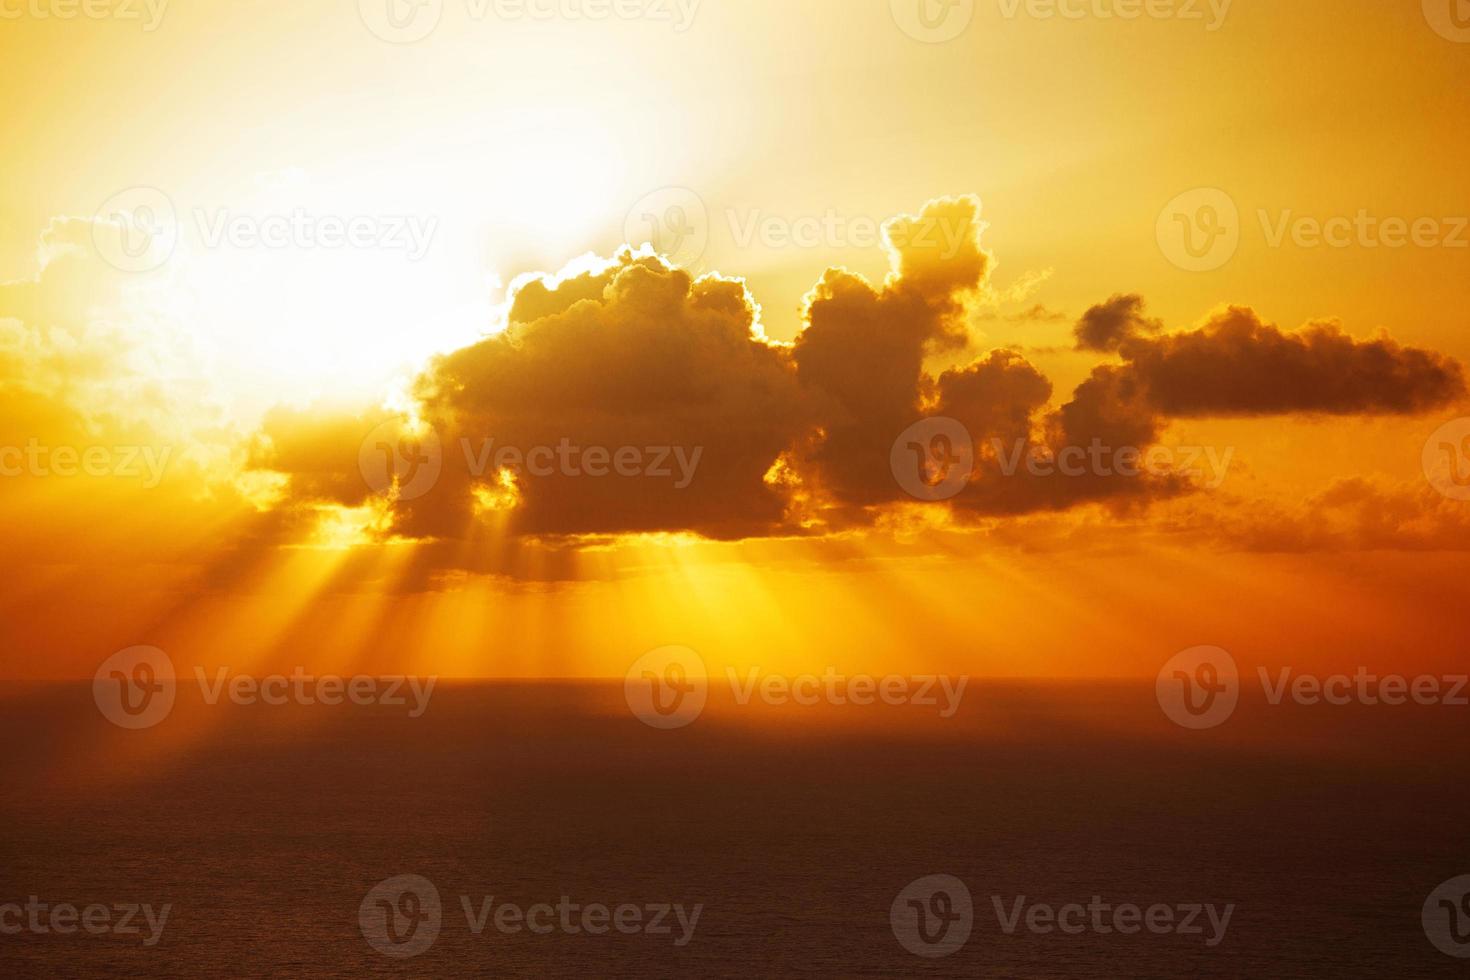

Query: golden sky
<box><xmin>2</xmin><ymin>0</ymin><xmax>1468</xmax><ymax>680</ymax></box>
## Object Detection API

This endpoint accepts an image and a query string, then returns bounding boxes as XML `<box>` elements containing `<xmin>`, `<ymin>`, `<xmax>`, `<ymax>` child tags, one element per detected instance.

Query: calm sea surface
<box><xmin>1</xmin><ymin>680</ymin><xmax>1466</xmax><ymax>977</ymax></box>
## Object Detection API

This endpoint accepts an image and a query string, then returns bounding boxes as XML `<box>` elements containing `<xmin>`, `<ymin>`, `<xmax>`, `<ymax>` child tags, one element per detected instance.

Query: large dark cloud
<box><xmin>790</xmin><ymin>196</ymin><xmax>991</xmax><ymax>514</ymax></box>
<box><xmin>403</xmin><ymin>252</ymin><xmax>810</xmax><ymax>540</ymax></box>
<box><xmin>252</xmin><ymin>197</ymin><xmax>1468</xmax><ymax>546</ymax></box>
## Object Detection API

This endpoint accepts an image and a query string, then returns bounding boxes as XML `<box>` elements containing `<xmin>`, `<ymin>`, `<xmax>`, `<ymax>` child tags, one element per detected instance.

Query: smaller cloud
<box><xmin>1073</xmin><ymin>293</ymin><xmax>1162</xmax><ymax>353</ymax></box>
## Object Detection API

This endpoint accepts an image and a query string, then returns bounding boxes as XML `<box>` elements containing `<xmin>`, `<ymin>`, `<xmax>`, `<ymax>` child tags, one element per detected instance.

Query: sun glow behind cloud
<box><xmin>3</xmin><ymin>0</ymin><xmax>1470</xmax><ymax>689</ymax></box>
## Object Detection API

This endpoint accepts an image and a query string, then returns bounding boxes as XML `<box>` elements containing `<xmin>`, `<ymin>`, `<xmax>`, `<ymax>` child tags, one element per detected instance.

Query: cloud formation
<box><xmin>250</xmin><ymin>197</ymin><xmax>1468</xmax><ymax>547</ymax></box>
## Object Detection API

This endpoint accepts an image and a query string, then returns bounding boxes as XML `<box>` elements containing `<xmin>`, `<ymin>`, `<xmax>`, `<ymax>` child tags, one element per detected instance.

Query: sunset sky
<box><xmin>3</xmin><ymin>0</ymin><xmax>1468</xmax><ymax>681</ymax></box>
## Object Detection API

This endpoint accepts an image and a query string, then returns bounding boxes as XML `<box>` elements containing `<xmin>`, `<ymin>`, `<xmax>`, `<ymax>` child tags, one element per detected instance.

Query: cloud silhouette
<box><xmin>251</xmin><ymin>197</ymin><xmax>1468</xmax><ymax>546</ymax></box>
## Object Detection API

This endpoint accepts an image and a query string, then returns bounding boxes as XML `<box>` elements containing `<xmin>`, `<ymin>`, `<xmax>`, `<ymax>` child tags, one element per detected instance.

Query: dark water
<box><xmin>1</xmin><ymin>680</ymin><xmax>1467</xmax><ymax>977</ymax></box>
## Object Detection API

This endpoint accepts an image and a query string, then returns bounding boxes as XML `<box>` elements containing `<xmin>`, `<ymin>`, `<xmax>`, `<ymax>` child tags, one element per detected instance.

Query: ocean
<box><xmin>1</xmin><ymin>679</ymin><xmax>1466</xmax><ymax>977</ymax></box>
